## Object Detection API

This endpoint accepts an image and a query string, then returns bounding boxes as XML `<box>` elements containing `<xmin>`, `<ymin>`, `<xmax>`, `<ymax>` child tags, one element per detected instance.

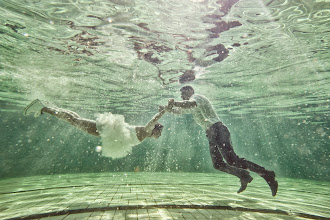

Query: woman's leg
<box><xmin>42</xmin><ymin>107</ymin><xmax>99</xmax><ymax>136</ymax></box>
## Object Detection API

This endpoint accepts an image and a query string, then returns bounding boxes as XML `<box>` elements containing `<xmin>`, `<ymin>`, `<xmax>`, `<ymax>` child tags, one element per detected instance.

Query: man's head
<box><xmin>180</xmin><ymin>86</ymin><xmax>194</xmax><ymax>100</ymax></box>
<box><xmin>150</xmin><ymin>122</ymin><xmax>164</xmax><ymax>139</ymax></box>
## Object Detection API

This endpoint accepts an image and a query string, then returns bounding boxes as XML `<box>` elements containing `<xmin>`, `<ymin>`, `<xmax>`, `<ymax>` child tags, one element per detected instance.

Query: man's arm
<box><xmin>164</xmin><ymin>99</ymin><xmax>197</xmax><ymax>115</ymax></box>
<box><xmin>169</xmin><ymin>99</ymin><xmax>197</xmax><ymax>109</ymax></box>
<box><xmin>167</xmin><ymin>107</ymin><xmax>187</xmax><ymax>115</ymax></box>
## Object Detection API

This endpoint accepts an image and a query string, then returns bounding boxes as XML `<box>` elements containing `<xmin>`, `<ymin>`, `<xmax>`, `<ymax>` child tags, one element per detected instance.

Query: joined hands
<box><xmin>159</xmin><ymin>99</ymin><xmax>175</xmax><ymax>112</ymax></box>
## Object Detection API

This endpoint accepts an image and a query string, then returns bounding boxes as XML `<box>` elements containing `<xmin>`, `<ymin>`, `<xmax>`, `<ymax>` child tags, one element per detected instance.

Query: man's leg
<box><xmin>42</xmin><ymin>107</ymin><xmax>99</xmax><ymax>136</ymax></box>
<box><xmin>209</xmin><ymin>142</ymin><xmax>253</xmax><ymax>193</ymax></box>
<box><xmin>216</xmin><ymin>125</ymin><xmax>278</xmax><ymax>196</ymax></box>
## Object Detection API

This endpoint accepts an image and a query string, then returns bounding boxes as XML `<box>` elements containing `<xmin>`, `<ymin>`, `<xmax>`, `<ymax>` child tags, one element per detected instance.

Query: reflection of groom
<box><xmin>162</xmin><ymin>86</ymin><xmax>278</xmax><ymax>196</ymax></box>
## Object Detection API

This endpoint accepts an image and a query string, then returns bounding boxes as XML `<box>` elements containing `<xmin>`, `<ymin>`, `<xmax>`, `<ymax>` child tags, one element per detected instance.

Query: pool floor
<box><xmin>0</xmin><ymin>172</ymin><xmax>329</xmax><ymax>219</ymax></box>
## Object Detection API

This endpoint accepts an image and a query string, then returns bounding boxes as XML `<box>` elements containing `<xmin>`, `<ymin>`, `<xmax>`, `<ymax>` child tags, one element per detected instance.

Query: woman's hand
<box><xmin>159</xmin><ymin>105</ymin><xmax>165</xmax><ymax>112</ymax></box>
<box><xmin>165</xmin><ymin>104</ymin><xmax>173</xmax><ymax>111</ymax></box>
<box><xmin>168</xmin><ymin>99</ymin><xmax>174</xmax><ymax>109</ymax></box>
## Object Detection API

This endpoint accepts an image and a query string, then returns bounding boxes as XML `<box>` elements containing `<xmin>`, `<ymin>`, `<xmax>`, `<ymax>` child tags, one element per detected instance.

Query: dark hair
<box><xmin>152</xmin><ymin>122</ymin><xmax>163</xmax><ymax>133</ymax></box>
<box><xmin>180</xmin><ymin>85</ymin><xmax>194</xmax><ymax>93</ymax></box>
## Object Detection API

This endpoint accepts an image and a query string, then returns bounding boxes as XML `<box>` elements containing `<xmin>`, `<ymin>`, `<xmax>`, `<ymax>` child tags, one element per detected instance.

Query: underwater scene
<box><xmin>0</xmin><ymin>0</ymin><xmax>329</xmax><ymax>219</ymax></box>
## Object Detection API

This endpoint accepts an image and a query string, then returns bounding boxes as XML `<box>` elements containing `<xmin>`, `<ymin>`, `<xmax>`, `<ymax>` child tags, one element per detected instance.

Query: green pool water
<box><xmin>1</xmin><ymin>0</ymin><xmax>329</xmax><ymax>219</ymax></box>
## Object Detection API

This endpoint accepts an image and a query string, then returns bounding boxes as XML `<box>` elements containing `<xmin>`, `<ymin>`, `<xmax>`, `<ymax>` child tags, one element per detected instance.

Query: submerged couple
<box><xmin>24</xmin><ymin>86</ymin><xmax>278</xmax><ymax>196</ymax></box>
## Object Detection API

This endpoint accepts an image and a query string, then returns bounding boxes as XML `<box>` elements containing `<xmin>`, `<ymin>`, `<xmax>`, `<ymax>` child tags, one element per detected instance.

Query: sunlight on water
<box><xmin>0</xmin><ymin>1</ymin><xmax>329</xmax><ymax>219</ymax></box>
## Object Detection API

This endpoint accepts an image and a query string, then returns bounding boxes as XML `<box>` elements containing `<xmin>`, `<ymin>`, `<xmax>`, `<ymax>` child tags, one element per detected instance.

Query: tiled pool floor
<box><xmin>0</xmin><ymin>172</ymin><xmax>329</xmax><ymax>219</ymax></box>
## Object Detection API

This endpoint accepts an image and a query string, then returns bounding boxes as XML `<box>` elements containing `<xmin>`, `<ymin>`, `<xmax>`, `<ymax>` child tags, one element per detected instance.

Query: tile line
<box><xmin>4</xmin><ymin>204</ymin><xmax>328</xmax><ymax>220</ymax></box>
<box><xmin>1</xmin><ymin>184</ymin><xmax>328</xmax><ymax>196</ymax></box>
<box><xmin>0</xmin><ymin>183</ymin><xmax>225</xmax><ymax>195</ymax></box>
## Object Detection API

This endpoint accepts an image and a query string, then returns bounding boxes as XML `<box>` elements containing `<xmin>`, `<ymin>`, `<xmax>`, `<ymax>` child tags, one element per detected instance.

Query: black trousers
<box><xmin>206</xmin><ymin>122</ymin><xmax>266</xmax><ymax>178</ymax></box>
